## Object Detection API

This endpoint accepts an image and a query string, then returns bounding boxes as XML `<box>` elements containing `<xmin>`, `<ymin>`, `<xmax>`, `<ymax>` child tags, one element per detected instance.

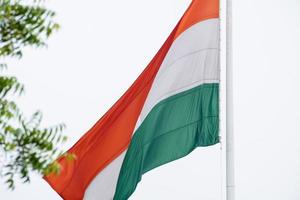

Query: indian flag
<box><xmin>45</xmin><ymin>0</ymin><xmax>220</xmax><ymax>199</ymax></box>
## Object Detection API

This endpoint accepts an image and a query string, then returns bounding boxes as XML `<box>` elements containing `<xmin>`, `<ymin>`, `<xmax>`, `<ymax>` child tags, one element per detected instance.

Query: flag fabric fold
<box><xmin>45</xmin><ymin>0</ymin><xmax>220</xmax><ymax>199</ymax></box>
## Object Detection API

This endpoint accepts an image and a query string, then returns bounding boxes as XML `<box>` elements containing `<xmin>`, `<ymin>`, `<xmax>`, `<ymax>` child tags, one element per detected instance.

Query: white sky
<box><xmin>1</xmin><ymin>0</ymin><xmax>300</xmax><ymax>199</ymax></box>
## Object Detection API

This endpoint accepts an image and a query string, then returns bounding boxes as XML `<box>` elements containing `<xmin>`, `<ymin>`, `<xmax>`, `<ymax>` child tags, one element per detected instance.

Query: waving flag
<box><xmin>45</xmin><ymin>0</ymin><xmax>220</xmax><ymax>199</ymax></box>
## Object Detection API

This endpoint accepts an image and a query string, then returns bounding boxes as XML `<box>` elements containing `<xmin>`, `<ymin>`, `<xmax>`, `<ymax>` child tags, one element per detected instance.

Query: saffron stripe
<box><xmin>45</xmin><ymin>22</ymin><xmax>178</xmax><ymax>200</ymax></box>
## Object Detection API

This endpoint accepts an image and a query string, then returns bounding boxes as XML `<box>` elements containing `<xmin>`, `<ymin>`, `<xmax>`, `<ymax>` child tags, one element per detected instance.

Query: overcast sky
<box><xmin>1</xmin><ymin>0</ymin><xmax>300</xmax><ymax>199</ymax></box>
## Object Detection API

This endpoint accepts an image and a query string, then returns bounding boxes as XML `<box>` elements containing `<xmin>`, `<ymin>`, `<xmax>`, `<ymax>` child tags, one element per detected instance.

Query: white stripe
<box><xmin>138</xmin><ymin>18</ymin><xmax>220</xmax><ymax>127</ymax></box>
<box><xmin>83</xmin><ymin>152</ymin><xmax>126</xmax><ymax>200</ymax></box>
<box><xmin>84</xmin><ymin>18</ymin><xmax>220</xmax><ymax>200</ymax></box>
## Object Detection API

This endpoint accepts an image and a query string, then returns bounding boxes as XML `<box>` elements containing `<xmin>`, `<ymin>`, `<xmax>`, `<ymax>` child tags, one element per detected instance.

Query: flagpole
<box><xmin>226</xmin><ymin>0</ymin><xmax>235</xmax><ymax>199</ymax></box>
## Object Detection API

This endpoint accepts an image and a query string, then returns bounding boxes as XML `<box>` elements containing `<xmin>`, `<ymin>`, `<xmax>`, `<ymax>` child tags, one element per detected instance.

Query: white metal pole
<box><xmin>226</xmin><ymin>0</ymin><xmax>235</xmax><ymax>199</ymax></box>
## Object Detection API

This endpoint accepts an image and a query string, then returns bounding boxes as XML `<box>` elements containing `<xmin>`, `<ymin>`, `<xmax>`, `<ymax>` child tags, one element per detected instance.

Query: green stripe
<box><xmin>114</xmin><ymin>83</ymin><xmax>219</xmax><ymax>200</ymax></box>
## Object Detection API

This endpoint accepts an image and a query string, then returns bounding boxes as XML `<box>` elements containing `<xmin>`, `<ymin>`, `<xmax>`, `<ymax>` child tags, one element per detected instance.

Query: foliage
<box><xmin>0</xmin><ymin>0</ymin><xmax>71</xmax><ymax>189</ymax></box>
<box><xmin>0</xmin><ymin>0</ymin><xmax>60</xmax><ymax>58</ymax></box>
